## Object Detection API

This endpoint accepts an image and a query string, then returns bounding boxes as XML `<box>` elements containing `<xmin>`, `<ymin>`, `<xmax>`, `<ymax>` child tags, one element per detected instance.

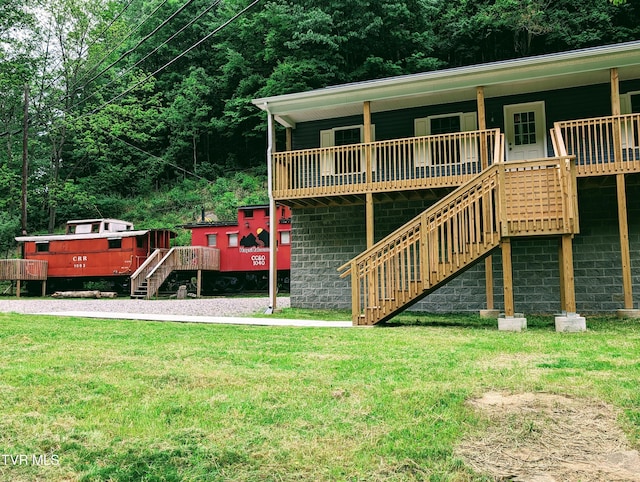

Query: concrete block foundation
<box><xmin>480</xmin><ymin>309</ymin><xmax>500</xmax><ymax>318</ymax></box>
<box><xmin>555</xmin><ymin>313</ymin><xmax>587</xmax><ymax>332</ymax></box>
<box><xmin>498</xmin><ymin>315</ymin><xmax>527</xmax><ymax>332</ymax></box>
<box><xmin>617</xmin><ymin>309</ymin><xmax>640</xmax><ymax>319</ymax></box>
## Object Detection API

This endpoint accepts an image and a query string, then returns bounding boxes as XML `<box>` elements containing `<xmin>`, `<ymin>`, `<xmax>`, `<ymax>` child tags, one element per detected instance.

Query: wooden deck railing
<box><xmin>338</xmin><ymin>155</ymin><xmax>578</xmax><ymax>325</ymax></box>
<box><xmin>553</xmin><ymin>113</ymin><xmax>640</xmax><ymax>176</ymax></box>
<box><xmin>145</xmin><ymin>246</ymin><xmax>220</xmax><ymax>298</ymax></box>
<box><xmin>273</xmin><ymin>128</ymin><xmax>502</xmax><ymax>200</ymax></box>
<box><xmin>500</xmin><ymin>157</ymin><xmax>578</xmax><ymax>236</ymax></box>
<box><xmin>0</xmin><ymin>259</ymin><xmax>47</xmax><ymax>281</ymax></box>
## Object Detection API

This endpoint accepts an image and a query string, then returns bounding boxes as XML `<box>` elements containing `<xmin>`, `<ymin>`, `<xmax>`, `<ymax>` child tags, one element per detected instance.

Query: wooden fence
<box><xmin>0</xmin><ymin>259</ymin><xmax>47</xmax><ymax>281</ymax></box>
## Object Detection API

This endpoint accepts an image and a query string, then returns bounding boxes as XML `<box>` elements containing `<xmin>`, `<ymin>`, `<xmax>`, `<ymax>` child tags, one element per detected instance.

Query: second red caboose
<box><xmin>186</xmin><ymin>204</ymin><xmax>291</xmax><ymax>292</ymax></box>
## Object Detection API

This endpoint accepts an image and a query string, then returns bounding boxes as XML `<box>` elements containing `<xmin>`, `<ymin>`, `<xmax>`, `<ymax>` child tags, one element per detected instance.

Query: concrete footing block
<box><xmin>616</xmin><ymin>309</ymin><xmax>640</xmax><ymax>319</ymax></box>
<box><xmin>555</xmin><ymin>313</ymin><xmax>586</xmax><ymax>332</ymax></box>
<box><xmin>480</xmin><ymin>309</ymin><xmax>500</xmax><ymax>319</ymax></box>
<box><xmin>498</xmin><ymin>315</ymin><xmax>527</xmax><ymax>332</ymax></box>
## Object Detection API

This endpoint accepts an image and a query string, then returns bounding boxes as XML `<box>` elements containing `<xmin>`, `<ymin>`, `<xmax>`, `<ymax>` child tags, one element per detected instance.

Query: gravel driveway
<box><xmin>0</xmin><ymin>296</ymin><xmax>291</xmax><ymax>317</ymax></box>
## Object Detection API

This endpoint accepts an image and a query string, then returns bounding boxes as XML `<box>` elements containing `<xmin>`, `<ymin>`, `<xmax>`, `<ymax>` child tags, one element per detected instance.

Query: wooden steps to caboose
<box><xmin>130</xmin><ymin>280</ymin><xmax>149</xmax><ymax>299</ymax></box>
<box><xmin>130</xmin><ymin>247</ymin><xmax>220</xmax><ymax>299</ymax></box>
<box><xmin>338</xmin><ymin>155</ymin><xmax>579</xmax><ymax>326</ymax></box>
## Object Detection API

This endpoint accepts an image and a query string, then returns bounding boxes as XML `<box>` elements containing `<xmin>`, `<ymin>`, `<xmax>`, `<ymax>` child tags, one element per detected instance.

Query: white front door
<box><xmin>504</xmin><ymin>101</ymin><xmax>547</xmax><ymax>161</ymax></box>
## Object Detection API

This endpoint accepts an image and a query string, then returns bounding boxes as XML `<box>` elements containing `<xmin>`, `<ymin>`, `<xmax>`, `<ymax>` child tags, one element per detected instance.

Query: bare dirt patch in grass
<box><xmin>457</xmin><ymin>392</ymin><xmax>640</xmax><ymax>481</ymax></box>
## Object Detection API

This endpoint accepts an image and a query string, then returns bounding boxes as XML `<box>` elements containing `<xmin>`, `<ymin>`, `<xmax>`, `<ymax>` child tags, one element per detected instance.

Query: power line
<box><xmin>100</xmin><ymin>127</ymin><xmax>209</xmax><ymax>181</ymax></box>
<box><xmin>0</xmin><ymin>0</ymin><xmax>150</xmax><ymax>138</ymax></box>
<box><xmin>71</xmin><ymin>0</ymin><xmax>173</xmax><ymax>92</ymax></box>
<box><xmin>70</xmin><ymin>0</ymin><xmax>223</xmax><ymax>112</ymax></box>
<box><xmin>78</xmin><ymin>0</ymin><xmax>262</xmax><ymax>121</ymax></box>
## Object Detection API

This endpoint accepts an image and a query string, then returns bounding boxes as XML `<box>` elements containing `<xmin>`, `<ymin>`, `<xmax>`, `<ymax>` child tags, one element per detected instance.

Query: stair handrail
<box><xmin>144</xmin><ymin>247</ymin><xmax>178</xmax><ymax>298</ymax></box>
<box><xmin>130</xmin><ymin>248</ymin><xmax>168</xmax><ymax>297</ymax></box>
<box><xmin>338</xmin><ymin>134</ymin><xmax>505</xmax><ymax>277</ymax></box>
<box><xmin>337</xmin><ymin>162</ymin><xmax>502</xmax><ymax>278</ymax></box>
<box><xmin>143</xmin><ymin>246</ymin><xmax>221</xmax><ymax>298</ymax></box>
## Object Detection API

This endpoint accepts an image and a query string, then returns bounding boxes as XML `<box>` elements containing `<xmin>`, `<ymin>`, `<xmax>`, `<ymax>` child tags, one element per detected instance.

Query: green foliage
<box><xmin>47</xmin><ymin>180</ymin><xmax>100</xmax><ymax>222</ymax></box>
<box><xmin>0</xmin><ymin>213</ymin><xmax>20</xmax><ymax>258</ymax></box>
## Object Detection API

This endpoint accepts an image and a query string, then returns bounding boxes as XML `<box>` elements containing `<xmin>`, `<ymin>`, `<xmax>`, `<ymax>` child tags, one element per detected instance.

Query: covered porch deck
<box><xmin>271</xmin><ymin>113</ymin><xmax>640</xmax><ymax>206</ymax></box>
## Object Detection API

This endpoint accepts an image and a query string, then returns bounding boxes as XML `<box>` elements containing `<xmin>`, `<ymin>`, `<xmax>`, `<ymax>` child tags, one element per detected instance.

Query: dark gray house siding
<box><xmin>291</xmin><ymin>83</ymin><xmax>620</xmax><ymax>152</ymax></box>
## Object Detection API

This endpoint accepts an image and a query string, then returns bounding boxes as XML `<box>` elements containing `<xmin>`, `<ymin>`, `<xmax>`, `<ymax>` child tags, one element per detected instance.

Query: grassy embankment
<box><xmin>1</xmin><ymin>311</ymin><xmax>639</xmax><ymax>481</ymax></box>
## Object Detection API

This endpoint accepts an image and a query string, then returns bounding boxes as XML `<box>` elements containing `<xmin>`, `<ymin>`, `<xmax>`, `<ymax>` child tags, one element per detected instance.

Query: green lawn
<box><xmin>0</xmin><ymin>312</ymin><xmax>639</xmax><ymax>481</ymax></box>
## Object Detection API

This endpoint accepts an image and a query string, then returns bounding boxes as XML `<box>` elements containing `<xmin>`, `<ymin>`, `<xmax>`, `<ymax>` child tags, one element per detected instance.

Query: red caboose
<box><xmin>16</xmin><ymin>218</ymin><xmax>174</xmax><ymax>293</ymax></box>
<box><xmin>187</xmin><ymin>204</ymin><xmax>291</xmax><ymax>292</ymax></box>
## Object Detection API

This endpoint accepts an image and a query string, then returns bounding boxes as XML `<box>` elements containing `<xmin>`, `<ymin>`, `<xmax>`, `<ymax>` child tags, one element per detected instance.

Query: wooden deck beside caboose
<box><xmin>0</xmin><ymin>259</ymin><xmax>48</xmax><ymax>297</ymax></box>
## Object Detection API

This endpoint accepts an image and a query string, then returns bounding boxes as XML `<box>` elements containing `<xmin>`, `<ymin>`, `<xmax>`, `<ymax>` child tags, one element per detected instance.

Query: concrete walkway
<box><xmin>38</xmin><ymin>310</ymin><xmax>353</xmax><ymax>328</ymax></box>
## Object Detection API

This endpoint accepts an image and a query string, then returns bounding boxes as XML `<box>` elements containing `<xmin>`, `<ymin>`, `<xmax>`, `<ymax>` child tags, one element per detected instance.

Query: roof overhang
<box><xmin>253</xmin><ymin>41</ymin><xmax>640</xmax><ymax>127</ymax></box>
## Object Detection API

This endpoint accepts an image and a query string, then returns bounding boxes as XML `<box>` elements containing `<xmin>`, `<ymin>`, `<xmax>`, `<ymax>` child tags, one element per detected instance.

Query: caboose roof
<box><xmin>66</xmin><ymin>218</ymin><xmax>132</xmax><ymax>225</ymax></box>
<box><xmin>182</xmin><ymin>221</ymin><xmax>238</xmax><ymax>229</ymax></box>
<box><xmin>16</xmin><ymin>230</ymin><xmax>152</xmax><ymax>242</ymax></box>
<box><xmin>252</xmin><ymin>41</ymin><xmax>640</xmax><ymax>127</ymax></box>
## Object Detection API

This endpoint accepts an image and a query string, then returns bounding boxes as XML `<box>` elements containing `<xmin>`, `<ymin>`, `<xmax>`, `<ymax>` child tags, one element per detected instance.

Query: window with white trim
<box><xmin>207</xmin><ymin>234</ymin><xmax>217</xmax><ymax>247</ymax></box>
<box><xmin>280</xmin><ymin>231</ymin><xmax>291</xmax><ymax>245</ymax></box>
<box><xmin>228</xmin><ymin>233</ymin><xmax>238</xmax><ymax>248</ymax></box>
<box><xmin>319</xmin><ymin>124</ymin><xmax>375</xmax><ymax>175</ymax></box>
<box><xmin>620</xmin><ymin>92</ymin><xmax>640</xmax><ymax>149</ymax></box>
<box><xmin>414</xmin><ymin>112</ymin><xmax>478</xmax><ymax>167</ymax></box>
<box><xmin>227</xmin><ymin>233</ymin><xmax>238</xmax><ymax>248</ymax></box>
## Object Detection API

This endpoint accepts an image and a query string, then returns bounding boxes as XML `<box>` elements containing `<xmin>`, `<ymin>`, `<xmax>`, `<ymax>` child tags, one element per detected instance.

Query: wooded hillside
<box><xmin>1</xmin><ymin>0</ymin><xmax>638</xmax><ymax>253</ymax></box>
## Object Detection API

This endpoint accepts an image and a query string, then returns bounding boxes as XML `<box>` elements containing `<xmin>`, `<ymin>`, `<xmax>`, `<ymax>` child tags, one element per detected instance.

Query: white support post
<box><xmin>265</xmin><ymin>105</ymin><xmax>277</xmax><ymax>314</ymax></box>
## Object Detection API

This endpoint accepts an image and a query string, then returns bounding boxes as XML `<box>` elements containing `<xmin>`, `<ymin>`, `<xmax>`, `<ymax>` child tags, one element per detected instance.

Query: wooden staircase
<box><xmin>338</xmin><ymin>153</ymin><xmax>579</xmax><ymax>325</ymax></box>
<box><xmin>130</xmin><ymin>247</ymin><xmax>220</xmax><ymax>299</ymax></box>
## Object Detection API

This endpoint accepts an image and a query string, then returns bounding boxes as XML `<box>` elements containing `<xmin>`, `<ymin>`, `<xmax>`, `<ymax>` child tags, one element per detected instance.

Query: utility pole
<box><xmin>21</xmin><ymin>83</ymin><xmax>28</xmax><ymax>235</ymax></box>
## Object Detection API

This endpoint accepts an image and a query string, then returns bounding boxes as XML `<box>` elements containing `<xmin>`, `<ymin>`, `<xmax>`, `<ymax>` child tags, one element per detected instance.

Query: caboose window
<box><xmin>108</xmin><ymin>238</ymin><xmax>122</xmax><ymax>249</ymax></box>
<box><xmin>244</xmin><ymin>209</ymin><xmax>253</xmax><ymax>219</ymax></box>
<box><xmin>280</xmin><ymin>231</ymin><xmax>291</xmax><ymax>245</ymax></box>
<box><xmin>36</xmin><ymin>242</ymin><xmax>49</xmax><ymax>252</ymax></box>
<box><xmin>207</xmin><ymin>234</ymin><xmax>217</xmax><ymax>247</ymax></box>
<box><xmin>92</xmin><ymin>224</ymin><xmax>100</xmax><ymax>233</ymax></box>
<box><xmin>228</xmin><ymin>233</ymin><xmax>238</xmax><ymax>248</ymax></box>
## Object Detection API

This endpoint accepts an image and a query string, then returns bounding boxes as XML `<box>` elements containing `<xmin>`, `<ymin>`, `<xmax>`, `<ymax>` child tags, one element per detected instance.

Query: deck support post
<box><xmin>559</xmin><ymin>235</ymin><xmax>577</xmax><ymax>313</ymax></box>
<box><xmin>477</xmin><ymin>87</ymin><xmax>497</xmax><ymax>317</ymax></box>
<box><xmin>366</xmin><ymin>193</ymin><xmax>374</xmax><ymax>248</ymax></box>
<box><xmin>616</xmin><ymin>173</ymin><xmax>638</xmax><ymax>317</ymax></box>
<box><xmin>196</xmin><ymin>270</ymin><xmax>202</xmax><ymax>298</ymax></box>
<box><xmin>42</xmin><ymin>280</ymin><xmax>46</xmax><ymax>297</ymax></box>
<box><xmin>609</xmin><ymin>68</ymin><xmax>637</xmax><ymax>317</ymax></box>
<box><xmin>501</xmin><ymin>238</ymin><xmax>514</xmax><ymax>317</ymax></box>
<box><xmin>556</xmin><ymin>234</ymin><xmax>586</xmax><ymax>331</ymax></box>
<box><xmin>498</xmin><ymin>238</ymin><xmax>527</xmax><ymax>331</ymax></box>
<box><xmin>286</xmin><ymin>127</ymin><xmax>292</xmax><ymax>151</ymax></box>
<box><xmin>16</xmin><ymin>279</ymin><xmax>21</xmax><ymax>298</ymax></box>
<box><xmin>363</xmin><ymin>101</ymin><xmax>375</xmax><ymax>248</ymax></box>
<box><xmin>611</xmin><ymin>68</ymin><xmax>621</xmax><ymax>116</ymax></box>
